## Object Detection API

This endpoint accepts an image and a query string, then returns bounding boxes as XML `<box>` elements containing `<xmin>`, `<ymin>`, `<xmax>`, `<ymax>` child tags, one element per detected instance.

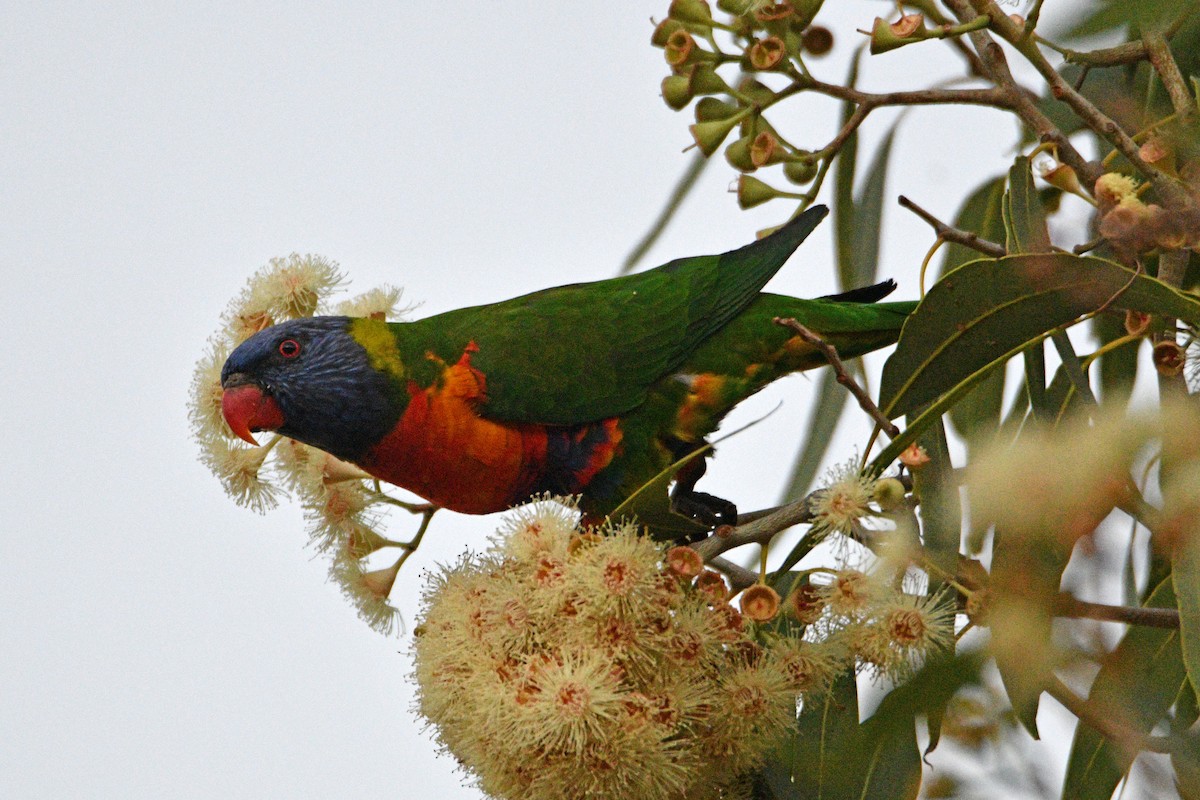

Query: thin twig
<box><xmin>899</xmin><ymin>194</ymin><xmax>1008</xmax><ymax>257</ymax></box>
<box><xmin>1047</xmin><ymin>676</ymin><xmax>1179</xmax><ymax>755</ymax></box>
<box><xmin>1144</xmin><ymin>28</ymin><xmax>1197</xmax><ymax>120</ymax></box>
<box><xmin>693</xmin><ymin>494</ymin><xmax>817</xmax><ymax>562</ymax></box>
<box><xmin>1054</xmin><ymin>594</ymin><xmax>1180</xmax><ymax>629</ymax></box>
<box><xmin>710</xmin><ymin>556</ymin><xmax>758</xmax><ymax>592</ymax></box>
<box><xmin>773</xmin><ymin>317</ymin><xmax>902</xmax><ymax>439</ymax></box>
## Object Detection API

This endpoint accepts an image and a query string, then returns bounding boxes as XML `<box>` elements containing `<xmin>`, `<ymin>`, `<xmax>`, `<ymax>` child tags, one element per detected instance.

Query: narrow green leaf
<box><xmin>1093</xmin><ymin>312</ymin><xmax>1140</xmax><ymax>406</ymax></box>
<box><xmin>1062</xmin><ymin>576</ymin><xmax>1187</xmax><ymax>800</ymax></box>
<box><xmin>1049</xmin><ymin>329</ymin><xmax>1098</xmax><ymax>408</ymax></box>
<box><xmin>878</xmin><ymin>253</ymin><xmax>1200</xmax><ymax>421</ymax></box>
<box><xmin>770</xmin><ymin>669</ymin><xmax>860</xmax><ymax>799</ymax></box>
<box><xmin>1174</xmin><ymin>531</ymin><xmax>1200</xmax><ymax>708</ymax></box>
<box><xmin>941</xmin><ymin>177</ymin><xmax>1008</xmax><ymax>445</ymax></box>
<box><xmin>910</xmin><ymin>415</ymin><xmax>961</xmax><ymax>577</ymax></box>
<box><xmin>1024</xmin><ymin>339</ymin><xmax>1050</xmax><ymax>423</ymax></box>
<box><xmin>833</xmin><ymin>49</ymin><xmax>864</xmax><ymax>292</ymax></box>
<box><xmin>850</xmin><ymin>123</ymin><xmax>898</xmax><ymax>287</ymax></box>
<box><xmin>1003</xmin><ymin>156</ymin><xmax>1052</xmax><ymax>255</ymax></box>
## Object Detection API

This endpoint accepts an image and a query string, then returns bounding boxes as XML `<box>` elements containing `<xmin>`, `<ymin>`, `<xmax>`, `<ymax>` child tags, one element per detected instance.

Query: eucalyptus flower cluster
<box><xmin>188</xmin><ymin>255</ymin><xmax>415</xmax><ymax>632</ymax></box>
<box><xmin>412</xmin><ymin>499</ymin><xmax>955</xmax><ymax>800</ymax></box>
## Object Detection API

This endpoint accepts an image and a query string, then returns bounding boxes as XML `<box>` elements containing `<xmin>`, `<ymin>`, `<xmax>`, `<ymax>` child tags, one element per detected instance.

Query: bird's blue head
<box><xmin>220</xmin><ymin>316</ymin><xmax>398</xmax><ymax>461</ymax></box>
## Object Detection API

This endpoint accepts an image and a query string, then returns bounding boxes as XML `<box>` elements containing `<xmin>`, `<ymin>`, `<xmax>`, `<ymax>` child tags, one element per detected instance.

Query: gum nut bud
<box><xmin>748</xmin><ymin>36</ymin><xmax>787</xmax><ymax>70</ymax></box>
<box><xmin>737</xmin><ymin>174</ymin><xmax>782</xmax><ymax>208</ymax></box>
<box><xmin>1124</xmin><ymin>309</ymin><xmax>1153</xmax><ymax>336</ymax></box>
<box><xmin>783</xmin><ymin>156</ymin><xmax>819</xmax><ymax>185</ymax></box>
<box><xmin>898</xmin><ymin>443</ymin><xmax>931</xmax><ymax>469</ymax></box>
<box><xmin>686</xmin><ymin>62</ymin><xmax>730</xmax><ymax>96</ymax></box>
<box><xmin>870</xmin><ymin>15</ymin><xmax>922</xmax><ymax>54</ymax></box>
<box><xmin>1153</xmin><ymin>341</ymin><xmax>1186</xmax><ymax>377</ymax></box>
<box><xmin>750</xmin><ymin>131</ymin><xmax>781</xmax><ymax>167</ymax></box>
<box><xmin>669</xmin><ymin>0</ymin><xmax>714</xmax><ymax>27</ymax></box>
<box><xmin>1007</xmin><ymin>13</ymin><xmax>1025</xmax><ymax>29</ymax></box>
<box><xmin>652</xmin><ymin>17</ymin><xmax>685</xmax><ymax>47</ymax></box>
<box><xmin>737</xmin><ymin>77</ymin><xmax>776</xmax><ymax>105</ymax></box>
<box><xmin>665</xmin><ymin>29</ymin><xmax>697</xmax><ymax>67</ymax></box>
<box><xmin>666</xmin><ymin>545</ymin><xmax>704</xmax><ymax>578</ymax></box>
<box><xmin>695</xmin><ymin>96</ymin><xmax>740</xmax><ymax>121</ymax></box>
<box><xmin>717</xmin><ymin>0</ymin><xmax>754</xmax><ymax>14</ymax></box>
<box><xmin>691</xmin><ymin>114</ymin><xmax>743</xmax><ymax>156</ymax></box>
<box><xmin>801</xmin><ymin>25</ymin><xmax>834</xmax><ymax>55</ymax></box>
<box><xmin>739</xmin><ymin>584</ymin><xmax>781</xmax><ymax>621</ymax></box>
<box><xmin>873</xmin><ymin>477</ymin><xmax>907</xmax><ymax>511</ymax></box>
<box><xmin>1040</xmin><ymin>163</ymin><xmax>1085</xmax><ymax>198</ymax></box>
<box><xmin>725</xmin><ymin>134</ymin><xmax>757</xmax><ymax>171</ymax></box>
<box><xmin>661</xmin><ymin>74</ymin><xmax>694</xmax><ymax>110</ymax></box>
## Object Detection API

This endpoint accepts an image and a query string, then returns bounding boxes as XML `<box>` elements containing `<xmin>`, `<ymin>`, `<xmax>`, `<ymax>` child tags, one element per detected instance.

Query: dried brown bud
<box><xmin>1153</xmin><ymin>341</ymin><xmax>1186</xmax><ymax>377</ymax></box>
<box><xmin>801</xmin><ymin>25</ymin><xmax>833</xmax><ymax>55</ymax></box>
<box><xmin>739</xmin><ymin>584</ymin><xmax>782</xmax><ymax>621</ymax></box>
<box><xmin>666</xmin><ymin>545</ymin><xmax>704</xmax><ymax>578</ymax></box>
<box><xmin>1139</xmin><ymin>135</ymin><xmax>1171</xmax><ymax>166</ymax></box>
<box><xmin>1124</xmin><ymin>309</ymin><xmax>1153</xmax><ymax>337</ymax></box>
<box><xmin>695</xmin><ymin>570</ymin><xmax>729</xmax><ymax>603</ymax></box>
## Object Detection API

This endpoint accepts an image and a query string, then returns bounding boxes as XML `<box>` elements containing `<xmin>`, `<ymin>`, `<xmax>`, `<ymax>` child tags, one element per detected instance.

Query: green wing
<box><xmin>398</xmin><ymin>206</ymin><xmax>829</xmax><ymax>425</ymax></box>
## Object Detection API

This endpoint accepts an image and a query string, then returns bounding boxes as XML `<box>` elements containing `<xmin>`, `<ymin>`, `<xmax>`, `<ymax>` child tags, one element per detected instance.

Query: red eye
<box><xmin>278</xmin><ymin>339</ymin><xmax>301</xmax><ymax>358</ymax></box>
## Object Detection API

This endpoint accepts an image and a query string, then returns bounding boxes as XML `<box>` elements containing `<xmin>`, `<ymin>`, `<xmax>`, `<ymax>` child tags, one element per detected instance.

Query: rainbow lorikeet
<box><xmin>221</xmin><ymin>206</ymin><xmax>914</xmax><ymax>528</ymax></box>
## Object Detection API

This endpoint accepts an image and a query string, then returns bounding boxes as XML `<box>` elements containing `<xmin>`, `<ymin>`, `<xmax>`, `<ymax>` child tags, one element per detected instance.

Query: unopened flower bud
<box><xmin>1007</xmin><ymin>14</ymin><xmax>1025</xmax><ymax>30</ymax></box>
<box><xmin>669</xmin><ymin>0</ymin><xmax>714</xmax><ymax>27</ymax></box>
<box><xmin>801</xmin><ymin>25</ymin><xmax>833</xmax><ymax>55</ymax></box>
<box><xmin>736</xmin><ymin>174</ymin><xmax>783</xmax><ymax>208</ymax></box>
<box><xmin>1035</xmin><ymin>158</ymin><xmax>1087</xmax><ymax>200</ymax></box>
<box><xmin>873</xmin><ymin>477</ymin><xmax>907</xmax><ymax>511</ymax></box>
<box><xmin>747</xmin><ymin>36</ymin><xmax>787</xmax><ymax>70</ymax></box>
<box><xmin>725</xmin><ymin>134</ymin><xmax>757</xmax><ymax>172</ymax></box>
<box><xmin>1153</xmin><ymin>341</ymin><xmax>1186</xmax><ymax>377</ymax></box>
<box><xmin>717</xmin><ymin>0</ymin><xmax>754</xmax><ymax>14</ymax></box>
<box><xmin>661</xmin><ymin>74</ymin><xmax>694</xmax><ymax>110</ymax></box>
<box><xmin>695</xmin><ymin>96</ymin><xmax>741</xmax><ymax>121</ymax></box>
<box><xmin>690</xmin><ymin>112</ymin><xmax>747</xmax><ymax>156</ymax></box>
<box><xmin>686</xmin><ymin>63</ymin><xmax>731</xmax><ymax>96</ymax></box>
<box><xmin>783</xmin><ymin>155</ymin><xmax>818</xmax><ymax>185</ymax></box>
<box><xmin>740</xmin><ymin>584</ymin><xmax>782</xmax><ymax>621</ymax></box>
<box><xmin>898</xmin><ymin>443</ymin><xmax>931</xmax><ymax>469</ymax></box>
<box><xmin>652</xmin><ymin>18</ymin><xmax>685</xmax><ymax>48</ymax></box>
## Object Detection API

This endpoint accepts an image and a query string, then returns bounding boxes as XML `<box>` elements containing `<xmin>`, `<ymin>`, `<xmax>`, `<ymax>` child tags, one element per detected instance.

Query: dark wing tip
<box><xmin>820</xmin><ymin>279</ymin><xmax>898</xmax><ymax>304</ymax></box>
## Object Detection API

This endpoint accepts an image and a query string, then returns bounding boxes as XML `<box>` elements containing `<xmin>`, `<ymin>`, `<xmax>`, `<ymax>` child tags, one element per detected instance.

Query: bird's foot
<box><xmin>671</xmin><ymin>490</ymin><xmax>738</xmax><ymax>543</ymax></box>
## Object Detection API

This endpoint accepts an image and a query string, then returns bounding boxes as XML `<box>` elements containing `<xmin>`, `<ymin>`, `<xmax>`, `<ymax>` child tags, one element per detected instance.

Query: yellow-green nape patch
<box><xmin>349</xmin><ymin>318</ymin><xmax>406</xmax><ymax>381</ymax></box>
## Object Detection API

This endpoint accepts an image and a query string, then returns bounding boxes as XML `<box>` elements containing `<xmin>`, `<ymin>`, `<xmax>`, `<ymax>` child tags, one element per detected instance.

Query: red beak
<box><xmin>221</xmin><ymin>384</ymin><xmax>285</xmax><ymax>446</ymax></box>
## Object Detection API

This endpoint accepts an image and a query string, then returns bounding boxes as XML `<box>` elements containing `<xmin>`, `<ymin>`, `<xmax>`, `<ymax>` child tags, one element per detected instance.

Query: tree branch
<box><xmin>899</xmin><ymin>194</ymin><xmax>1008</xmax><ymax>257</ymax></box>
<box><xmin>773</xmin><ymin>317</ymin><xmax>901</xmax><ymax>438</ymax></box>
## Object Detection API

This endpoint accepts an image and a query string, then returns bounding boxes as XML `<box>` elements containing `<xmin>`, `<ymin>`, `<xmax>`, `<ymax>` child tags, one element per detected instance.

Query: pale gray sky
<box><xmin>3</xmin><ymin>2</ymin><xmax>1108</xmax><ymax>798</ymax></box>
